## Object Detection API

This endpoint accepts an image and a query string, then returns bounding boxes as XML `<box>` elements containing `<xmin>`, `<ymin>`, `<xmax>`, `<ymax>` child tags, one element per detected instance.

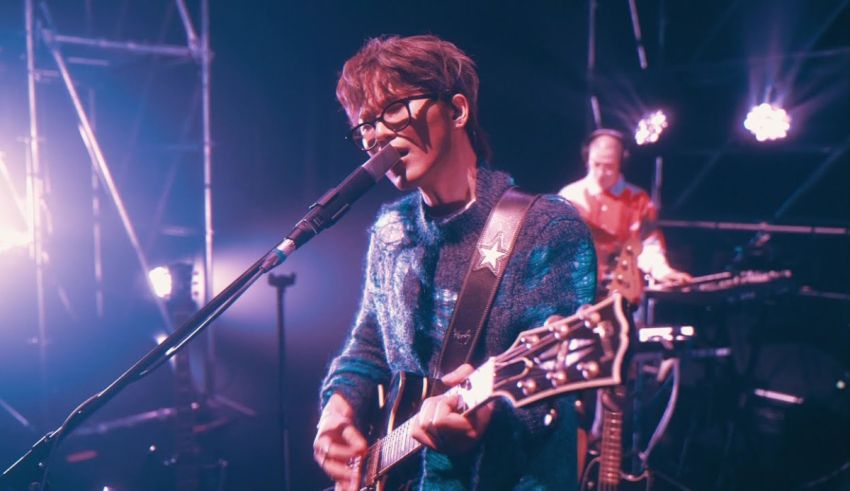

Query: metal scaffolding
<box><xmin>23</xmin><ymin>0</ymin><xmax>217</xmax><ymax>405</ymax></box>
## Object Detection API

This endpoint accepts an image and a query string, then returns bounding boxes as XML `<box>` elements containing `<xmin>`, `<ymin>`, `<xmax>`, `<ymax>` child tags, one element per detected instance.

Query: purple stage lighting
<box><xmin>744</xmin><ymin>103</ymin><xmax>791</xmax><ymax>142</ymax></box>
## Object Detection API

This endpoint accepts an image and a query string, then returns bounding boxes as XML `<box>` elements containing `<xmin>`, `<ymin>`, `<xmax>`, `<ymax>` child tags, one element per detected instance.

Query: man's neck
<box><xmin>418</xmin><ymin>137</ymin><xmax>478</xmax><ymax>209</ymax></box>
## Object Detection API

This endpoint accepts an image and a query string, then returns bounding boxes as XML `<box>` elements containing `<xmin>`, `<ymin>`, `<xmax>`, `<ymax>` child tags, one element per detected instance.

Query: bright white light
<box><xmin>634</xmin><ymin>110</ymin><xmax>669</xmax><ymax>146</ymax></box>
<box><xmin>0</xmin><ymin>229</ymin><xmax>29</xmax><ymax>254</ymax></box>
<box><xmin>153</xmin><ymin>332</ymin><xmax>168</xmax><ymax>345</ymax></box>
<box><xmin>0</xmin><ymin>150</ymin><xmax>30</xmax><ymax>254</ymax></box>
<box><xmin>744</xmin><ymin>103</ymin><xmax>790</xmax><ymax>141</ymax></box>
<box><xmin>148</xmin><ymin>266</ymin><xmax>173</xmax><ymax>298</ymax></box>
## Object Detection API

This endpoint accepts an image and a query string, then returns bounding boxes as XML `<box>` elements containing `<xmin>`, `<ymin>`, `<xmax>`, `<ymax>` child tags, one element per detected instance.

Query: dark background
<box><xmin>0</xmin><ymin>1</ymin><xmax>847</xmax><ymax>490</ymax></box>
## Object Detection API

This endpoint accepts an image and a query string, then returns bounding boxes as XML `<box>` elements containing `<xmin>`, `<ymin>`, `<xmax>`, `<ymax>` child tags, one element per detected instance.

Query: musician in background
<box><xmin>312</xmin><ymin>35</ymin><xmax>596</xmax><ymax>490</ymax></box>
<box><xmin>559</xmin><ymin>129</ymin><xmax>691</xmax><ymax>289</ymax></box>
<box><xmin>562</xmin><ymin>129</ymin><xmax>688</xmax><ymax>488</ymax></box>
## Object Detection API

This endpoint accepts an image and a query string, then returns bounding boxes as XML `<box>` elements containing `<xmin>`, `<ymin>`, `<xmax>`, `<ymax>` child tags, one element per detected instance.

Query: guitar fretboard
<box><xmin>377</xmin><ymin>417</ymin><xmax>419</xmax><ymax>474</ymax></box>
<box><xmin>599</xmin><ymin>409</ymin><xmax>623</xmax><ymax>486</ymax></box>
<box><xmin>364</xmin><ymin>359</ymin><xmax>496</xmax><ymax>483</ymax></box>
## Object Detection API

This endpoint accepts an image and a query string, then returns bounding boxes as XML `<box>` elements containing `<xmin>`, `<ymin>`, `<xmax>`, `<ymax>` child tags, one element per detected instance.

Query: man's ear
<box><xmin>449</xmin><ymin>93</ymin><xmax>470</xmax><ymax>128</ymax></box>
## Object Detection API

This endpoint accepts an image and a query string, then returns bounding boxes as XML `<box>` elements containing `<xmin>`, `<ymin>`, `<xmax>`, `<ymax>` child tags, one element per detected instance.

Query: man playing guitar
<box><xmin>313</xmin><ymin>35</ymin><xmax>598</xmax><ymax>490</ymax></box>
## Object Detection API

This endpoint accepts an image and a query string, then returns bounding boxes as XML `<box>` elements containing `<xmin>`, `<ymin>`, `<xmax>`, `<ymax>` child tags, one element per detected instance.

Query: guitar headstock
<box><xmin>490</xmin><ymin>293</ymin><xmax>631</xmax><ymax>408</ymax></box>
<box><xmin>607</xmin><ymin>237</ymin><xmax>644</xmax><ymax>304</ymax></box>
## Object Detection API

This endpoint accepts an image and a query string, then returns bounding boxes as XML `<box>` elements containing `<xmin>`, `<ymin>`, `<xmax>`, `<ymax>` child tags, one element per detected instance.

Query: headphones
<box><xmin>581</xmin><ymin>128</ymin><xmax>629</xmax><ymax>164</ymax></box>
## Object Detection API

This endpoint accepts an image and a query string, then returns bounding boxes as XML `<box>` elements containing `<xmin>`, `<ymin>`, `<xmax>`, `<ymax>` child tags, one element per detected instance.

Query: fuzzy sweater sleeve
<box><xmin>319</xmin><ymin>229</ymin><xmax>392</xmax><ymax>426</ymax></box>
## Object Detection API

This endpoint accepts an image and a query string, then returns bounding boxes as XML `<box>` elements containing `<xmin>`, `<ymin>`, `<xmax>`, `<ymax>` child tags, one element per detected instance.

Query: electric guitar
<box><xmin>354</xmin><ymin>293</ymin><xmax>632</xmax><ymax>490</ymax></box>
<box><xmin>601</xmin><ymin>236</ymin><xmax>644</xmax><ymax>305</ymax></box>
<box><xmin>579</xmin><ymin>384</ymin><xmax>652</xmax><ymax>491</ymax></box>
<box><xmin>578</xmin><ymin>237</ymin><xmax>651</xmax><ymax>491</ymax></box>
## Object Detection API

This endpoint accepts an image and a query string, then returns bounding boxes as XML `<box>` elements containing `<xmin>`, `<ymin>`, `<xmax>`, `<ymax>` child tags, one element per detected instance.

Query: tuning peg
<box><xmin>543</xmin><ymin>406</ymin><xmax>558</xmax><ymax>426</ymax></box>
<box><xmin>520</xmin><ymin>334</ymin><xmax>539</xmax><ymax>348</ymax></box>
<box><xmin>546</xmin><ymin>370</ymin><xmax>568</xmax><ymax>386</ymax></box>
<box><xmin>577</xmin><ymin>305</ymin><xmax>602</xmax><ymax>326</ymax></box>
<box><xmin>577</xmin><ymin>360</ymin><xmax>600</xmax><ymax>380</ymax></box>
<box><xmin>517</xmin><ymin>379</ymin><xmax>538</xmax><ymax>396</ymax></box>
<box><xmin>549</xmin><ymin>323</ymin><xmax>570</xmax><ymax>339</ymax></box>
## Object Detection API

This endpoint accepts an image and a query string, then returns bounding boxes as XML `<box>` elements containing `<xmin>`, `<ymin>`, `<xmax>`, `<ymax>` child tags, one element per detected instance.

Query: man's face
<box><xmin>355</xmin><ymin>89</ymin><xmax>454</xmax><ymax>191</ymax></box>
<box><xmin>586</xmin><ymin>135</ymin><xmax>624</xmax><ymax>191</ymax></box>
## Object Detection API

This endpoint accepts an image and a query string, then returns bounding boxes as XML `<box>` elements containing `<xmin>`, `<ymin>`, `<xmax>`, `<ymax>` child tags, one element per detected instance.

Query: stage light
<box><xmin>634</xmin><ymin>110</ymin><xmax>668</xmax><ymax>146</ymax></box>
<box><xmin>0</xmin><ymin>229</ymin><xmax>28</xmax><ymax>254</ymax></box>
<box><xmin>148</xmin><ymin>266</ymin><xmax>173</xmax><ymax>298</ymax></box>
<box><xmin>744</xmin><ymin>103</ymin><xmax>790</xmax><ymax>141</ymax></box>
<box><xmin>0</xmin><ymin>150</ymin><xmax>30</xmax><ymax>254</ymax></box>
<box><xmin>153</xmin><ymin>332</ymin><xmax>168</xmax><ymax>345</ymax></box>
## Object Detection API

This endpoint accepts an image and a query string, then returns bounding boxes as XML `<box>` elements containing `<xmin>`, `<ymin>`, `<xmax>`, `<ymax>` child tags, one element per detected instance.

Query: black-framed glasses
<box><xmin>347</xmin><ymin>93</ymin><xmax>440</xmax><ymax>151</ymax></box>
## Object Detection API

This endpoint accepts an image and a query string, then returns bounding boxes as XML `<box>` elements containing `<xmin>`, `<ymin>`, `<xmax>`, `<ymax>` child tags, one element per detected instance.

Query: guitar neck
<box><xmin>598</xmin><ymin>404</ymin><xmax>624</xmax><ymax>487</ymax></box>
<box><xmin>362</xmin><ymin>359</ymin><xmax>496</xmax><ymax>482</ymax></box>
<box><xmin>595</xmin><ymin>383</ymin><xmax>629</xmax><ymax>490</ymax></box>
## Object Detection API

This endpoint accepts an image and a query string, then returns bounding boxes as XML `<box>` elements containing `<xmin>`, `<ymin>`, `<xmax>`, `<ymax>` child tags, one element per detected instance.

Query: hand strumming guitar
<box><xmin>410</xmin><ymin>364</ymin><xmax>495</xmax><ymax>455</ymax></box>
<box><xmin>314</xmin><ymin>393</ymin><xmax>367</xmax><ymax>491</ymax></box>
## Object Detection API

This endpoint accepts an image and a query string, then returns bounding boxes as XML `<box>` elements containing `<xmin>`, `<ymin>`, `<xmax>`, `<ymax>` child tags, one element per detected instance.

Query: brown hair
<box><xmin>336</xmin><ymin>34</ymin><xmax>491</xmax><ymax>162</ymax></box>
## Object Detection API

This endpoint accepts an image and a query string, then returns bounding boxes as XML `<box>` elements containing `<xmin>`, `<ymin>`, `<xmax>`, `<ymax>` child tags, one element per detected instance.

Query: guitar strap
<box><xmin>431</xmin><ymin>187</ymin><xmax>539</xmax><ymax>395</ymax></box>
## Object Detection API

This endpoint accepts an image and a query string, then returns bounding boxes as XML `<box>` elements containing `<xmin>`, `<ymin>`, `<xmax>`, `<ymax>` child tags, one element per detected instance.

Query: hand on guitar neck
<box><xmin>409</xmin><ymin>364</ymin><xmax>495</xmax><ymax>455</ymax></box>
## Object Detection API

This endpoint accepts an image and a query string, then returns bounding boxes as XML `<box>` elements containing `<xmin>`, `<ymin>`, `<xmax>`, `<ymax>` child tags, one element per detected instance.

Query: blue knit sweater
<box><xmin>321</xmin><ymin>167</ymin><xmax>596</xmax><ymax>490</ymax></box>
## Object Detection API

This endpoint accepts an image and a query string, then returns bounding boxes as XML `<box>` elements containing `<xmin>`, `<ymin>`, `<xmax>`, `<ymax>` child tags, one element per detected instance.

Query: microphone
<box><xmin>264</xmin><ymin>144</ymin><xmax>401</xmax><ymax>269</ymax></box>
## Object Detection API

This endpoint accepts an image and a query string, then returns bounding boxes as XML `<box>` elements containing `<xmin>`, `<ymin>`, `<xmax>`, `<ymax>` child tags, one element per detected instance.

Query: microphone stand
<box><xmin>1</xmin><ymin>144</ymin><xmax>400</xmax><ymax>490</ymax></box>
<box><xmin>268</xmin><ymin>272</ymin><xmax>296</xmax><ymax>491</ymax></box>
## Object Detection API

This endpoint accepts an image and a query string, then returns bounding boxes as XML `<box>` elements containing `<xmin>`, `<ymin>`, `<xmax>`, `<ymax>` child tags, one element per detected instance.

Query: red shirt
<box><xmin>559</xmin><ymin>175</ymin><xmax>674</xmax><ymax>281</ymax></box>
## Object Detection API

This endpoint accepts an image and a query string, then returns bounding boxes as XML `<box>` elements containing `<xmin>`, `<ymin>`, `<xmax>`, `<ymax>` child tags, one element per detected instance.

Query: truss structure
<box><xmin>22</xmin><ymin>0</ymin><xmax>218</xmax><ymax>405</ymax></box>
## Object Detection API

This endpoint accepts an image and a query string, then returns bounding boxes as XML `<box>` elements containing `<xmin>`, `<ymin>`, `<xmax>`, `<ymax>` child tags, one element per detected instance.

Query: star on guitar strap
<box><xmin>430</xmin><ymin>187</ymin><xmax>539</xmax><ymax>395</ymax></box>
